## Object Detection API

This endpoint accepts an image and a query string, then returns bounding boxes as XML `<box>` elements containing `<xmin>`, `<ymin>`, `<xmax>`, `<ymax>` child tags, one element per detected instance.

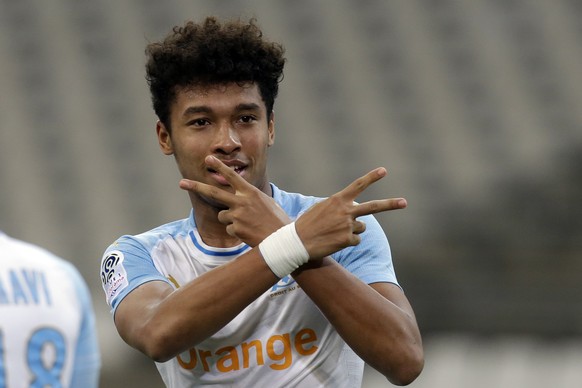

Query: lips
<box><xmin>207</xmin><ymin>160</ymin><xmax>248</xmax><ymax>184</ymax></box>
<box><xmin>207</xmin><ymin>165</ymin><xmax>245</xmax><ymax>174</ymax></box>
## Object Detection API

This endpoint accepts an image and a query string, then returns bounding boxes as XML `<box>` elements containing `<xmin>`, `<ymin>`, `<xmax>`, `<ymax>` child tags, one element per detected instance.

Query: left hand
<box><xmin>179</xmin><ymin>156</ymin><xmax>290</xmax><ymax>247</ymax></box>
<box><xmin>294</xmin><ymin>167</ymin><xmax>407</xmax><ymax>259</ymax></box>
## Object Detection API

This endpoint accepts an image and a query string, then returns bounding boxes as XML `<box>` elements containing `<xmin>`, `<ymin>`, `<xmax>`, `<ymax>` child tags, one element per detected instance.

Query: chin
<box><xmin>198</xmin><ymin>193</ymin><xmax>230</xmax><ymax>211</ymax></box>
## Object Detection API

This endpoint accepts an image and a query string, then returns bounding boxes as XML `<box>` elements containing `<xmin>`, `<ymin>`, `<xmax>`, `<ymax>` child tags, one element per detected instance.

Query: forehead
<box><xmin>172</xmin><ymin>82</ymin><xmax>266</xmax><ymax>114</ymax></box>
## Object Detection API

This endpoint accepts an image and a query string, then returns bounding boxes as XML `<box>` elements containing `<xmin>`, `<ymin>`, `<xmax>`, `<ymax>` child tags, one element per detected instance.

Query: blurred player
<box><xmin>100</xmin><ymin>16</ymin><xmax>422</xmax><ymax>387</ymax></box>
<box><xmin>0</xmin><ymin>231</ymin><xmax>100</xmax><ymax>387</ymax></box>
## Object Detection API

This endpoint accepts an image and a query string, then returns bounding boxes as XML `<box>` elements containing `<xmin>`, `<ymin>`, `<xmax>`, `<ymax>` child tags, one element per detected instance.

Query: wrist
<box><xmin>258</xmin><ymin>222</ymin><xmax>309</xmax><ymax>278</ymax></box>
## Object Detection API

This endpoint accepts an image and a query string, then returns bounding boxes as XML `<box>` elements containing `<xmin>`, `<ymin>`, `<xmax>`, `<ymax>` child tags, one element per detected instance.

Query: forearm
<box><xmin>292</xmin><ymin>257</ymin><xmax>423</xmax><ymax>385</ymax></box>
<box><xmin>118</xmin><ymin>247</ymin><xmax>278</xmax><ymax>361</ymax></box>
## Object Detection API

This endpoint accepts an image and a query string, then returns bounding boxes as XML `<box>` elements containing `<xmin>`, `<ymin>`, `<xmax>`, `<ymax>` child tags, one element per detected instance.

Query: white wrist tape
<box><xmin>259</xmin><ymin>222</ymin><xmax>310</xmax><ymax>278</ymax></box>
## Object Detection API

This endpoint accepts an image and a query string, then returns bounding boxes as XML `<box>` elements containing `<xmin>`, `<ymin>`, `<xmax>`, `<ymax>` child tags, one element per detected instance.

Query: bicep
<box><xmin>114</xmin><ymin>280</ymin><xmax>174</xmax><ymax>347</ymax></box>
<box><xmin>370</xmin><ymin>282</ymin><xmax>417</xmax><ymax>321</ymax></box>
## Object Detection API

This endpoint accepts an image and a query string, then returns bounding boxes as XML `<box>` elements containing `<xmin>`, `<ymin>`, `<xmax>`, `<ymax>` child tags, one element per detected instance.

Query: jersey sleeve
<box><xmin>333</xmin><ymin>214</ymin><xmax>400</xmax><ymax>286</ymax></box>
<box><xmin>66</xmin><ymin>262</ymin><xmax>101</xmax><ymax>388</ymax></box>
<box><xmin>100</xmin><ymin>235</ymin><xmax>171</xmax><ymax>315</ymax></box>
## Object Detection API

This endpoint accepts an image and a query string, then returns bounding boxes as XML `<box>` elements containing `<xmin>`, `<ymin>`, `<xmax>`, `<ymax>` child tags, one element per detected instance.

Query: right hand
<box><xmin>179</xmin><ymin>156</ymin><xmax>290</xmax><ymax>247</ymax></box>
<box><xmin>295</xmin><ymin>167</ymin><xmax>407</xmax><ymax>259</ymax></box>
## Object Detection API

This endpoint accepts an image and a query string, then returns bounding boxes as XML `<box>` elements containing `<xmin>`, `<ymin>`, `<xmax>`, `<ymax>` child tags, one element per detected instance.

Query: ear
<box><xmin>267</xmin><ymin>111</ymin><xmax>275</xmax><ymax>147</ymax></box>
<box><xmin>156</xmin><ymin>121</ymin><xmax>174</xmax><ymax>155</ymax></box>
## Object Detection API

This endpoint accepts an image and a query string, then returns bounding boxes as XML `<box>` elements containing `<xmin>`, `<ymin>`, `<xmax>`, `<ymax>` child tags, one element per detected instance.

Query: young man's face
<box><xmin>157</xmin><ymin>82</ymin><xmax>275</xmax><ymax>204</ymax></box>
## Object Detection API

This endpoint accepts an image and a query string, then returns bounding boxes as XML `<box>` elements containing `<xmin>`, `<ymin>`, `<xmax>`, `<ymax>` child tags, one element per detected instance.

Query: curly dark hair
<box><xmin>145</xmin><ymin>16</ymin><xmax>286</xmax><ymax>130</ymax></box>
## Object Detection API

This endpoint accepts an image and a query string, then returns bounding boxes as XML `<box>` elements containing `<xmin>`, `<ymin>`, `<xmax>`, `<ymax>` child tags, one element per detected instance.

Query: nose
<box><xmin>213</xmin><ymin>124</ymin><xmax>241</xmax><ymax>155</ymax></box>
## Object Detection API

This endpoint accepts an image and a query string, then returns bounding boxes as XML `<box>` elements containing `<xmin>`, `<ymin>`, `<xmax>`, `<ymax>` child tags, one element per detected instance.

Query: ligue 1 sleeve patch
<box><xmin>100</xmin><ymin>250</ymin><xmax>129</xmax><ymax>306</ymax></box>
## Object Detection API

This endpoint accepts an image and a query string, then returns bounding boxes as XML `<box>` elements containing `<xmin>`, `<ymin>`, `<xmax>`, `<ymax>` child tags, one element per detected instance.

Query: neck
<box><xmin>192</xmin><ymin>199</ymin><xmax>241</xmax><ymax>248</ymax></box>
<box><xmin>189</xmin><ymin>181</ymin><xmax>272</xmax><ymax>248</ymax></box>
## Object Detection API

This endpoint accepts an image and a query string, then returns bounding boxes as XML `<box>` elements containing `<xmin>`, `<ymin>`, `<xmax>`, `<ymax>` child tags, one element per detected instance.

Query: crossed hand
<box><xmin>179</xmin><ymin>156</ymin><xmax>407</xmax><ymax>259</ymax></box>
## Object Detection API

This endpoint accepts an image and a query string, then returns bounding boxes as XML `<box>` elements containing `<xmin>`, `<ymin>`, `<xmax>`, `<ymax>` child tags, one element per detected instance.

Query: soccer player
<box><xmin>0</xmin><ymin>231</ymin><xmax>101</xmax><ymax>387</ymax></box>
<box><xmin>100</xmin><ymin>16</ymin><xmax>423</xmax><ymax>387</ymax></box>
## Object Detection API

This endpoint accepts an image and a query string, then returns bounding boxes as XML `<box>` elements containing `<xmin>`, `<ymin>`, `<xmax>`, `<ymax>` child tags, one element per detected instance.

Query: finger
<box><xmin>349</xmin><ymin>234</ymin><xmax>362</xmax><ymax>246</ymax></box>
<box><xmin>205</xmin><ymin>155</ymin><xmax>250</xmax><ymax>191</ymax></box>
<box><xmin>179</xmin><ymin>179</ymin><xmax>238</xmax><ymax>207</ymax></box>
<box><xmin>336</xmin><ymin>168</ymin><xmax>387</xmax><ymax>201</ymax></box>
<box><xmin>353</xmin><ymin>220</ymin><xmax>367</xmax><ymax>235</ymax></box>
<box><xmin>225</xmin><ymin>224</ymin><xmax>237</xmax><ymax>237</ymax></box>
<box><xmin>217</xmin><ymin>209</ymin><xmax>232</xmax><ymax>225</ymax></box>
<box><xmin>352</xmin><ymin>198</ymin><xmax>407</xmax><ymax>218</ymax></box>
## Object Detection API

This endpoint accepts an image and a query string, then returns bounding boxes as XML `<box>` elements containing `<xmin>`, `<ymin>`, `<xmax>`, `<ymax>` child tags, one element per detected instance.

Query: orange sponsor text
<box><xmin>177</xmin><ymin>328</ymin><xmax>318</xmax><ymax>372</ymax></box>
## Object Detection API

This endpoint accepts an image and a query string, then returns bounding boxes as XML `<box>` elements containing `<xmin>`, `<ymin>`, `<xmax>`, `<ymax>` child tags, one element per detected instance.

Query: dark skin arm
<box><xmin>113</xmin><ymin>156</ymin><xmax>407</xmax><ymax>366</ymax></box>
<box><xmin>181</xmin><ymin>156</ymin><xmax>424</xmax><ymax>385</ymax></box>
<box><xmin>290</xmin><ymin>173</ymin><xmax>423</xmax><ymax>385</ymax></box>
<box><xmin>292</xmin><ymin>261</ymin><xmax>423</xmax><ymax>385</ymax></box>
<box><xmin>114</xmin><ymin>246</ymin><xmax>278</xmax><ymax>362</ymax></box>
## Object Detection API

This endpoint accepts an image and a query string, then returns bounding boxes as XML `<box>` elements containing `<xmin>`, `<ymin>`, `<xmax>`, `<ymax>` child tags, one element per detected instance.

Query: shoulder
<box><xmin>1</xmin><ymin>232</ymin><xmax>79</xmax><ymax>273</ymax></box>
<box><xmin>1</xmin><ymin>233</ymin><xmax>91</xmax><ymax>300</ymax></box>
<box><xmin>271</xmin><ymin>183</ymin><xmax>324</xmax><ymax>218</ymax></box>
<box><xmin>107</xmin><ymin>214</ymin><xmax>193</xmax><ymax>253</ymax></box>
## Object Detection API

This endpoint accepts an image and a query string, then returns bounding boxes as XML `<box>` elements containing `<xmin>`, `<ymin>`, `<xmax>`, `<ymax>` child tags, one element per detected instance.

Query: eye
<box><xmin>187</xmin><ymin>118</ymin><xmax>210</xmax><ymax>127</ymax></box>
<box><xmin>239</xmin><ymin>115</ymin><xmax>257</xmax><ymax>124</ymax></box>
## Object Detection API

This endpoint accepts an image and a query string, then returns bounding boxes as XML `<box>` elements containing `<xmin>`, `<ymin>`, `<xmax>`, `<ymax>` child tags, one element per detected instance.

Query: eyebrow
<box><xmin>235</xmin><ymin>103</ymin><xmax>261</xmax><ymax>112</ymax></box>
<box><xmin>181</xmin><ymin>103</ymin><xmax>262</xmax><ymax>118</ymax></box>
<box><xmin>182</xmin><ymin>106</ymin><xmax>211</xmax><ymax>117</ymax></box>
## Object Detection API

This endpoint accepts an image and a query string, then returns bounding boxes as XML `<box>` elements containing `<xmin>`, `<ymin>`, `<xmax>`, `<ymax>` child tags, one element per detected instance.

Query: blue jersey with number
<box><xmin>0</xmin><ymin>232</ymin><xmax>101</xmax><ymax>388</ymax></box>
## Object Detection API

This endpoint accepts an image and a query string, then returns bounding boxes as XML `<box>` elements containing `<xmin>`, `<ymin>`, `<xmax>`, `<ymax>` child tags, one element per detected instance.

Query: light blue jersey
<box><xmin>101</xmin><ymin>184</ymin><xmax>398</xmax><ymax>387</ymax></box>
<box><xmin>0</xmin><ymin>232</ymin><xmax>101</xmax><ymax>388</ymax></box>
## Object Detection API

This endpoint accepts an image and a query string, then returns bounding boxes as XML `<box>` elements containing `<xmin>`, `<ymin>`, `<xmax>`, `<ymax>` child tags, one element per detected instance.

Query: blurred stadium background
<box><xmin>1</xmin><ymin>0</ymin><xmax>581</xmax><ymax>387</ymax></box>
